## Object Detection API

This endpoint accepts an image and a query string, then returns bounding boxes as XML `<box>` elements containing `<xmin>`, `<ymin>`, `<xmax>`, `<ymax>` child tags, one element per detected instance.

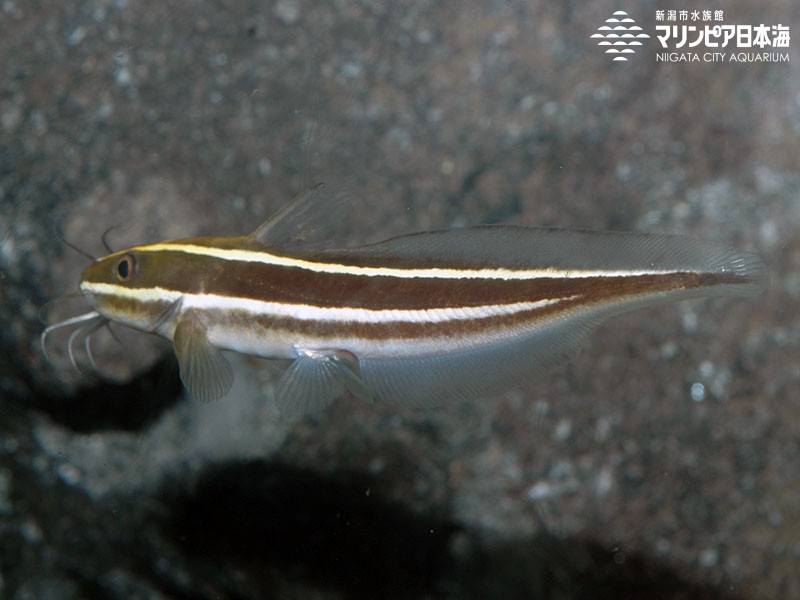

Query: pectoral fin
<box><xmin>173</xmin><ymin>316</ymin><xmax>234</xmax><ymax>402</ymax></box>
<box><xmin>274</xmin><ymin>349</ymin><xmax>373</xmax><ymax>417</ymax></box>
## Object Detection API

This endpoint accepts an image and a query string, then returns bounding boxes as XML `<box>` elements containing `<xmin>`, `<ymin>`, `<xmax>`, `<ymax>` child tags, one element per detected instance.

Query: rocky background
<box><xmin>1</xmin><ymin>0</ymin><xmax>798</xmax><ymax>598</ymax></box>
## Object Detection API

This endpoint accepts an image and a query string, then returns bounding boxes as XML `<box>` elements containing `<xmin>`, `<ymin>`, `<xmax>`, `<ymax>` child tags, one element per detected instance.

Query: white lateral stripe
<box><xmin>137</xmin><ymin>242</ymin><xmax>681</xmax><ymax>280</ymax></box>
<box><xmin>81</xmin><ymin>281</ymin><xmax>577</xmax><ymax>323</ymax></box>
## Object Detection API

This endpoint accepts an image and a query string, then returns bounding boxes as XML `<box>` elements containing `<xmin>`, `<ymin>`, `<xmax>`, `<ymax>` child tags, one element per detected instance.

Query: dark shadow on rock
<box><xmin>3</xmin><ymin>447</ymin><xmax>751</xmax><ymax>599</ymax></box>
<box><xmin>31</xmin><ymin>356</ymin><xmax>183</xmax><ymax>433</ymax></box>
<box><xmin>167</xmin><ymin>459</ymin><xmax>458</xmax><ymax>599</ymax></box>
<box><xmin>165</xmin><ymin>459</ymin><xmax>746</xmax><ymax>599</ymax></box>
<box><xmin>451</xmin><ymin>532</ymin><xmax>747</xmax><ymax>600</ymax></box>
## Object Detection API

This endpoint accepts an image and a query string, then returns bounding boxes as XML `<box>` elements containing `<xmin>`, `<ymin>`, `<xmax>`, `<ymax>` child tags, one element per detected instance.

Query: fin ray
<box><xmin>249</xmin><ymin>184</ymin><xmax>353</xmax><ymax>251</ymax></box>
<box><xmin>173</xmin><ymin>315</ymin><xmax>234</xmax><ymax>402</ymax></box>
<box><xmin>274</xmin><ymin>349</ymin><xmax>373</xmax><ymax>416</ymax></box>
<box><xmin>335</xmin><ymin>227</ymin><xmax>767</xmax><ymax>296</ymax></box>
<box><xmin>359</xmin><ymin>313</ymin><xmax>599</xmax><ymax>408</ymax></box>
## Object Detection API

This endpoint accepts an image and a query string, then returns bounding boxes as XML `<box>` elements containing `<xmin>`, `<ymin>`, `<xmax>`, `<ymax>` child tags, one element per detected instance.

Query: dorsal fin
<box><xmin>248</xmin><ymin>183</ymin><xmax>353</xmax><ymax>251</ymax></box>
<box><xmin>331</xmin><ymin>226</ymin><xmax>767</xmax><ymax>292</ymax></box>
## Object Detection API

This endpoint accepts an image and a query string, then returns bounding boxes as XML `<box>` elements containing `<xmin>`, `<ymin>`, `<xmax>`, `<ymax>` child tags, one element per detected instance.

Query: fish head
<box><xmin>79</xmin><ymin>244</ymin><xmax>184</xmax><ymax>334</ymax></box>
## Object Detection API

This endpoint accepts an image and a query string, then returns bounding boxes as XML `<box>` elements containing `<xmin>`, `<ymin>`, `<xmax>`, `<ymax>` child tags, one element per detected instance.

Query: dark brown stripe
<box><xmin>201</xmin><ymin>286</ymin><xmax>667</xmax><ymax>343</ymax></box>
<box><xmin>119</xmin><ymin>248</ymin><xmax>711</xmax><ymax>311</ymax></box>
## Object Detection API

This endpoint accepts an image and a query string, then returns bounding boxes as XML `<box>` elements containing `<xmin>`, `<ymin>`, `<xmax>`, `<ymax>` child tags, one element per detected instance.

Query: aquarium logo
<box><xmin>591</xmin><ymin>10</ymin><xmax>651</xmax><ymax>62</ymax></box>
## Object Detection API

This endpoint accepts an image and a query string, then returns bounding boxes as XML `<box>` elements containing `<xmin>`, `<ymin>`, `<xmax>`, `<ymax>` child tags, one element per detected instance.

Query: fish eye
<box><xmin>115</xmin><ymin>253</ymin><xmax>137</xmax><ymax>281</ymax></box>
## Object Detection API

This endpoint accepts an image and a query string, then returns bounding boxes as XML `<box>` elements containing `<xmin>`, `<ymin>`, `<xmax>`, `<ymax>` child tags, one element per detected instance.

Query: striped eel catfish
<box><xmin>43</xmin><ymin>191</ymin><xmax>767</xmax><ymax>415</ymax></box>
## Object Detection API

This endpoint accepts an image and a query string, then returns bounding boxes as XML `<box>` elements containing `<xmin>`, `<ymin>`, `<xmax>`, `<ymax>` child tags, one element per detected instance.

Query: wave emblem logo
<box><xmin>591</xmin><ymin>10</ymin><xmax>650</xmax><ymax>62</ymax></box>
